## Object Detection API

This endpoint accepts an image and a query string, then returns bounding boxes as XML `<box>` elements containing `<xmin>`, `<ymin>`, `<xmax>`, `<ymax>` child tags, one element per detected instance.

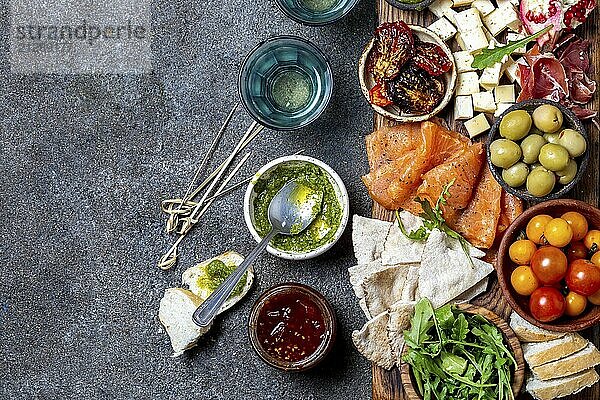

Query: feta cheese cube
<box><xmin>464</xmin><ymin>113</ymin><xmax>491</xmax><ymax>138</ymax></box>
<box><xmin>429</xmin><ymin>0</ymin><xmax>454</xmax><ymax>18</ymax></box>
<box><xmin>452</xmin><ymin>0</ymin><xmax>474</xmax><ymax>7</ymax></box>
<box><xmin>479</xmin><ymin>62</ymin><xmax>502</xmax><ymax>90</ymax></box>
<box><xmin>504</xmin><ymin>57</ymin><xmax>519</xmax><ymax>83</ymax></box>
<box><xmin>483</xmin><ymin>7</ymin><xmax>509</xmax><ymax>36</ymax></box>
<box><xmin>444</xmin><ymin>8</ymin><xmax>459</xmax><ymax>24</ymax></box>
<box><xmin>472</xmin><ymin>91</ymin><xmax>497</xmax><ymax>113</ymax></box>
<box><xmin>472</xmin><ymin>0</ymin><xmax>495</xmax><ymax>16</ymax></box>
<box><xmin>428</xmin><ymin>17</ymin><xmax>457</xmax><ymax>41</ymax></box>
<box><xmin>483</xmin><ymin>27</ymin><xmax>494</xmax><ymax>42</ymax></box>
<box><xmin>456</xmin><ymin>72</ymin><xmax>480</xmax><ymax>95</ymax></box>
<box><xmin>455</xmin><ymin>8</ymin><xmax>483</xmax><ymax>33</ymax></box>
<box><xmin>495</xmin><ymin>85</ymin><xmax>515</xmax><ymax>103</ymax></box>
<box><xmin>494</xmin><ymin>102</ymin><xmax>514</xmax><ymax>117</ymax></box>
<box><xmin>461</xmin><ymin>27</ymin><xmax>488</xmax><ymax>53</ymax></box>
<box><xmin>453</xmin><ymin>51</ymin><xmax>475</xmax><ymax>73</ymax></box>
<box><xmin>507</xmin><ymin>32</ymin><xmax>527</xmax><ymax>54</ymax></box>
<box><xmin>454</xmin><ymin>96</ymin><xmax>474</xmax><ymax>120</ymax></box>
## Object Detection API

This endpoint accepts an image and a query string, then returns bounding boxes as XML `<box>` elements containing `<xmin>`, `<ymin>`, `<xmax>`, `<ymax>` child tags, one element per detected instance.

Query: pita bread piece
<box><xmin>352</xmin><ymin>312</ymin><xmax>395</xmax><ymax>369</ymax></box>
<box><xmin>381</xmin><ymin>212</ymin><xmax>426</xmax><ymax>265</ymax></box>
<box><xmin>455</xmin><ymin>277</ymin><xmax>489</xmax><ymax>302</ymax></box>
<box><xmin>348</xmin><ymin>259</ymin><xmax>387</xmax><ymax>299</ymax></box>
<box><xmin>401</xmin><ymin>265</ymin><xmax>420</xmax><ymax>302</ymax></box>
<box><xmin>387</xmin><ymin>301</ymin><xmax>416</xmax><ymax>367</ymax></box>
<box><xmin>352</xmin><ymin>215</ymin><xmax>392</xmax><ymax>264</ymax></box>
<box><xmin>362</xmin><ymin>265</ymin><xmax>412</xmax><ymax>317</ymax></box>
<box><xmin>418</xmin><ymin>229</ymin><xmax>493</xmax><ymax>308</ymax></box>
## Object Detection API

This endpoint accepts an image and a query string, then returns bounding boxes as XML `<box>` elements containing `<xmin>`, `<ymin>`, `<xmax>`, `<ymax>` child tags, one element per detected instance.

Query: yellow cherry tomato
<box><xmin>589</xmin><ymin>288</ymin><xmax>600</xmax><ymax>305</ymax></box>
<box><xmin>561</xmin><ymin>211</ymin><xmax>589</xmax><ymax>242</ymax></box>
<box><xmin>509</xmin><ymin>240</ymin><xmax>538</xmax><ymax>265</ymax></box>
<box><xmin>511</xmin><ymin>265</ymin><xmax>540</xmax><ymax>296</ymax></box>
<box><xmin>584</xmin><ymin>230</ymin><xmax>600</xmax><ymax>250</ymax></box>
<box><xmin>565</xmin><ymin>291</ymin><xmax>587</xmax><ymax>316</ymax></box>
<box><xmin>543</xmin><ymin>218</ymin><xmax>573</xmax><ymax>247</ymax></box>
<box><xmin>526</xmin><ymin>214</ymin><xmax>553</xmax><ymax>244</ymax></box>
<box><xmin>591</xmin><ymin>252</ymin><xmax>600</xmax><ymax>267</ymax></box>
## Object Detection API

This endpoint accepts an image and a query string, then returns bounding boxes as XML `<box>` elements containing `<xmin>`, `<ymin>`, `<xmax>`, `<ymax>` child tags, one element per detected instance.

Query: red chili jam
<box><xmin>256</xmin><ymin>290</ymin><xmax>327</xmax><ymax>363</ymax></box>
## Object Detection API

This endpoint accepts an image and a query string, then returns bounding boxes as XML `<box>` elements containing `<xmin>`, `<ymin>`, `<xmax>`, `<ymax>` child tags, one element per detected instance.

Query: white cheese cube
<box><xmin>483</xmin><ymin>27</ymin><xmax>495</xmax><ymax>42</ymax></box>
<box><xmin>462</xmin><ymin>27</ymin><xmax>488</xmax><ymax>53</ymax></box>
<box><xmin>495</xmin><ymin>85</ymin><xmax>515</xmax><ymax>103</ymax></box>
<box><xmin>453</xmin><ymin>0</ymin><xmax>474</xmax><ymax>7</ymax></box>
<box><xmin>472</xmin><ymin>0</ymin><xmax>495</xmax><ymax>16</ymax></box>
<box><xmin>454</xmin><ymin>96</ymin><xmax>474</xmax><ymax>120</ymax></box>
<box><xmin>429</xmin><ymin>0</ymin><xmax>454</xmax><ymax>18</ymax></box>
<box><xmin>444</xmin><ymin>8</ymin><xmax>459</xmax><ymax>24</ymax></box>
<box><xmin>428</xmin><ymin>17</ymin><xmax>457</xmax><ymax>41</ymax></box>
<box><xmin>494</xmin><ymin>102</ymin><xmax>514</xmax><ymax>117</ymax></box>
<box><xmin>505</xmin><ymin>9</ymin><xmax>522</xmax><ymax>31</ymax></box>
<box><xmin>472</xmin><ymin>91</ymin><xmax>497</xmax><ymax>113</ymax></box>
<box><xmin>455</xmin><ymin>8</ymin><xmax>483</xmax><ymax>33</ymax></box>
<box><xmin>483</xmin><ymin>7</ymin><xmax>508</xmax><ymax>36</ymax></box>
<box><xmin>479</xmin><ymin>62</ymin><xmax>502</xmax><ymax>90</ymax></box>
<box><xmin>504</xmin><ymin>57</ymin><xmax>519</xmax><ymax>83</ymax></box>
<box><xmin>453</xmin><ymin>51</ymin><xmax>475</xmax><ymax>73</ymax></box>
<box><xmin>464</xmin><ymin>113</ymin><xmax>491</xmax><ymax>138</ymax></box>
<box><xmin>456</xmin><ymin>72</ymin><xmax>480</xmax><ymax>95</ymax></box>
<box><xmin>507</xmin><ymin>32</ymin><xmax>527</xmax><ymax>54</ymax></box>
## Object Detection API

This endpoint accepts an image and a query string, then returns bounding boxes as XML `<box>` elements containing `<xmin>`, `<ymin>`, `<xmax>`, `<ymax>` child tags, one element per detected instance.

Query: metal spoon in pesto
<box><xmin>192</xmin><ymin>181</ymin><xmax>323</xmax><ymax>328</ymax></box>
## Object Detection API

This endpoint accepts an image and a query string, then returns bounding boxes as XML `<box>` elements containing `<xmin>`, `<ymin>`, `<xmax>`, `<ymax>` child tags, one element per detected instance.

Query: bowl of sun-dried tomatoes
<box><xmin>358</xmin><ymin>21</ymin><xmax>456</xmax><ymax>122</ymax></box>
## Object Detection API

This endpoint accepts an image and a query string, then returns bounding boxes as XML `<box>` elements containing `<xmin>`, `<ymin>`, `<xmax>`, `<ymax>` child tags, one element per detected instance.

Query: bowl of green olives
<box><xmin>487</xmin><ymin>99</ymin><xmax>589</xmax><ymax>202</ymax></box>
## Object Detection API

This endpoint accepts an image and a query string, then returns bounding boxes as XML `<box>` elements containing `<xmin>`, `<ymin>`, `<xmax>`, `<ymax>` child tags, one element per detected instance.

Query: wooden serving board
<box><xmin>370</xmin><ymin>1</ymin><xmax>600</xmax><ymax>399</ymax></box>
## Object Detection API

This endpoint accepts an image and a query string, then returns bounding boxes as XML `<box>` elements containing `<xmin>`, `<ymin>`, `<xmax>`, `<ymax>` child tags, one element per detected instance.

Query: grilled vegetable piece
<box><xmin>411</xmin><ymin>41</ymin><xmax>452</xmax><ymax>77</ymax></box>
<box><xmin>371</xmin><ymin>21</ymin><xmax>415</xmax><ymax>81</ymax></box>
<box><xmin>386</xmin><ymin>66</ymin><xmax>445</xmax><ymax>114</ymax></box>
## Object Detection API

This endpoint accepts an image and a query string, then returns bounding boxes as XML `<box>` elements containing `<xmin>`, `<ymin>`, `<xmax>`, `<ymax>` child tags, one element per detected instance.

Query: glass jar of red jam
<box><xmin>248</xmin><ymin>283</ymin><xmax>336</xmax><ymax>371</ymax></box>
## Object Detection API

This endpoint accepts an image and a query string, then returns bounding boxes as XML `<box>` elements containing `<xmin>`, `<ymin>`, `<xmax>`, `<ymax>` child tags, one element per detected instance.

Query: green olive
<box><xmin>544</xmin><ymin>132</ymin><xmax>560</xmax><ymax>144</ymax></box>
<box><xmin>490</xmin><ymin>139</ymin><xmax>522</xmax><ymax>169</ymax></box>
<box><xmin>526</xmin><ymin>167</ymin><xmax>556</xmax><ymax>197</ymax></box>
<box><xmin>558</xmin><ymin>129</ymin><xmax>587</xmax><ymax>157</ymax></box>
<box><xmin>556</xmin><ymin>159</ymin><xmax>578</xmax><ymax>185</ymax></box>
<box><xmin>532</xmin><ymin>104</ymin><xmax>563</xmax><ymax>133</ymax></box>
<box><xmin>530</xmin><ymin>163</ymin><xmax>543</xmax><ymax>170</ymax></box>
<box><xmin>502</xmin><ymin>162</ymin><xmax>529</xmax><ymax>187</ymax></box>
<box><xmin>538</xmin><ymin>143</ymin><xmax>570</xmax><ymax>171</ymax></box>
<box><xmin>520</xmin><ymin>134</ymin><xmax>547</xmax><ymax>164</ymax></box>
<box><xmin>499</xmin><ymin>110</ymin><xmax>532</xmax><ymax>140</ymax></box>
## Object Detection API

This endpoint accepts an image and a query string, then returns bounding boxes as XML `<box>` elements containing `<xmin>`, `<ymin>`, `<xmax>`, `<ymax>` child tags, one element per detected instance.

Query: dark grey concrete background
<box><xmin>0</xmin><ymin>0</ymin><xmax>377</xmax><ymax>398</ymax></box>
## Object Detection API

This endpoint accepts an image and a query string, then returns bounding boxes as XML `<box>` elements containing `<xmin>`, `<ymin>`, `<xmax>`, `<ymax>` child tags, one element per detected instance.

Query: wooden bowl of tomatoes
<box><xmin>497</xmin><ymin>199</ymin><xmax>600</xmax><ymax>331</ymax></box>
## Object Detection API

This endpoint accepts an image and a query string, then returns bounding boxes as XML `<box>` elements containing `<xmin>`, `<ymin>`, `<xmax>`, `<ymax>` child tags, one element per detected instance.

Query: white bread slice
<box><xmin>522</xmin><ymin>333</ymin><xmax>588</xmax><ymax>367</ymax></box>
<box><xmin>526</xmin><ymin>368</ymin><xmax>599</xmax><ymax>400</ymax></box>
<box><xmin>158</xmin><ymin>288</ymin><xmax>211</xmax><ymax>357</ymax></box>
<box><xmin>532</xmin><ymin>342</ymin><xmax>600</xmax><ymax>380</ymax></box>
<box><xmin>509</xmin><ymin>312</ymin><xmax>566</xmax><ymax>342</ymax></box>
<box><xmin>182</xmin><ymin>251</ymin><xmax>253</xmax><ymax>314</ymax></box>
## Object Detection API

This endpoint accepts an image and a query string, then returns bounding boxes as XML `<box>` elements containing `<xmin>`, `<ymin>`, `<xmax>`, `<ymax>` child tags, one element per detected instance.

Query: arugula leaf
<box><xmin>441</xmin><ymin>352</ymin><xmax>468</xmax><ymax>375</ymax></box>
<box><xmin>452</xmin><ymin>313</ymin><xmax>469</xmax><ymax>341</ymax></box>
<box><xmin>404</xmin><ymin>298</ymin><xmax>435</xmax><ymax>348</ymax></box>
<box><xmin>434</xmin><ymin>304</ymin><xmax>455</xmax><ymax>330</ymax></box>
<box><xmin>396</xmin><ymin>210</ymin><xmax>429</xmax><ymax>241</ymax></box>
<box><xmin>471</xmin><ymin>25</ymin><xmax>553</xmax><ymax>69</ymax></box>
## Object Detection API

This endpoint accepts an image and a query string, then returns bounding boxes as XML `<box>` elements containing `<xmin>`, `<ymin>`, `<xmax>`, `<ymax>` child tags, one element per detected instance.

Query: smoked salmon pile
<box><xmin>362</xmin><ymin>120</ymin><xmax>523</xmax><ymax>248</ymax></box>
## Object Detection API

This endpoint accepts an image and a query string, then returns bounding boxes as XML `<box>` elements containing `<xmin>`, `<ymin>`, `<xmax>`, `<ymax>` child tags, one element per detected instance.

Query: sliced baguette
<box><xmin>522</xmin><ymin>333</ymin><xmax>588</xmax><ymax>367</ymax></box>
<box><xmin>526</xmin><ymin>368</ymin><xmax>599</xmax><ymax>400</ymax></box>
<box><xmin>532</xmin><ymin>342</ymin><xmax>600</xmax><ymax>380</ymax></box>
<box><xmin>158</xmin><ymin>288</ymin><xmax>211</xmax><ymax>357</ymax></box>
<box><xmin>182</xmin><ymin>251</ymin><xmax>253</xmax><ymax>314</ymax></box>
<box><xmin>509</xmin><ymin>312</ymin><xmax>566</xmax><ymax>343</ymax></box>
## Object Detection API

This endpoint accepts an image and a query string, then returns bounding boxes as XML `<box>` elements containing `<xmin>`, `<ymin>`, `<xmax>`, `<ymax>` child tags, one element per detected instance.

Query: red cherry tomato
<box><xmin>531</xmin><ymin>247</ymin><xmax>568</xmax><ymax>285</ymax></box>
<box><xmin>566</xmin><ymin>241</ymin><xmax>588</xmax><ymax>262</ymax></box>
<box><xmin>529</xmin><ymin>287</ymin><xmax>566</xmax><ymax>322</ymax></box>
<box><xmin>565</xmin><ymin>259</ymin><xmax>600</xmax><ymax>296</ymax></box>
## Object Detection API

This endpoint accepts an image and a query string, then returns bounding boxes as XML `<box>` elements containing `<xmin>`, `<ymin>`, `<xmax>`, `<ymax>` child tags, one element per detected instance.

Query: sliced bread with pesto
<box><xmin>182</xmin><ymin>251</ymin><xmax>254</xmax><ymax>314</ymax></box>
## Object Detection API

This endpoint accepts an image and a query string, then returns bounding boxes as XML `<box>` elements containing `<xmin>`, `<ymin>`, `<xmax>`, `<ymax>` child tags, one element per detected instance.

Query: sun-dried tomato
<box><xmin>369</xmin><ymin>83</ymin><xmax>393</xmax><ymax>107</ymax></box>
<box><xmin>411</xmin><ymin>41</ymin><xmax>452</xmax><ymax>77</ymax></box>
<box><xmin>370</xmin><ymin>21</ymin><xmax>414</xmax><ymax>81</ymax></box>
<box><xmin>386</xmin><ymin>65</ymin><xmax>445</xmax><ymax>114</ymax></box>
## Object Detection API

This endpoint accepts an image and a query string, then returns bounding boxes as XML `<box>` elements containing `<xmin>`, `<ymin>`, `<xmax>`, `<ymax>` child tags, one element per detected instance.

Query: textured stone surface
<box><xmin>0</xmin><ymin>0</ymin><xmax>376</xmax><ymax>399</ymax></box>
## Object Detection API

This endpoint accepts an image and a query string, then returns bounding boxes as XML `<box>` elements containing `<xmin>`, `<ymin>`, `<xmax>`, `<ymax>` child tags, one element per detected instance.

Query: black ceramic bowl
<box><xmin>486</xmin><ymin>99</ymin><xmax>589</xmax><ymax>202</ymax></box>
<box><xmin>384</xmin><ymin>0</ymin><xmax>435</xmax><ymax>11</ymax></box>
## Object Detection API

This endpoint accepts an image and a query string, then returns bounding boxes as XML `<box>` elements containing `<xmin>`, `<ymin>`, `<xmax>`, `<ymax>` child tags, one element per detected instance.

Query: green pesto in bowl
<box><xmin>252</xmin><ymin>161</ymin><xmax>342</xmax><ymax>253</ymax></box>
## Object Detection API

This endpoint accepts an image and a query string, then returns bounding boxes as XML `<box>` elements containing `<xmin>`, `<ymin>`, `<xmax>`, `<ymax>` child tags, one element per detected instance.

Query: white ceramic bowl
<box><xmin>243</xmin><ymin>155</ymin><xmax>350</xmax><ymax>260</ymax></box>
<box><xmin>358</xmin><ymin>25</ymin><xmax>457</xmax><ymax>122</ymax></box>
